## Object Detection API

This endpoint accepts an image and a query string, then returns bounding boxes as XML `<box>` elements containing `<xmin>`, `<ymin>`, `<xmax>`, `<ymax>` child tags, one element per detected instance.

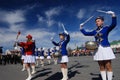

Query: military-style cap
<box><xmin>26</xmin><ymin>34</ymin><xmax>32</xmax><ymax>39</ymax></box>
<box><xmin>95</xmin><ymin>16</ymin><xmax>104</xmax><ymax>21</ymax></box>
<box><xmin>59</xmin><ymin>33</ymin><xmax>65</xmax><ymax>36</ymax></box>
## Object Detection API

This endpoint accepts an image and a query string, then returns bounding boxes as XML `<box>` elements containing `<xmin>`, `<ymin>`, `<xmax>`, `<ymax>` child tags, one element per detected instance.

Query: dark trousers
<box><xmin>0</xmin><ymin>55</ymin><xmax>7</xmax><ymax>65</ymax></box>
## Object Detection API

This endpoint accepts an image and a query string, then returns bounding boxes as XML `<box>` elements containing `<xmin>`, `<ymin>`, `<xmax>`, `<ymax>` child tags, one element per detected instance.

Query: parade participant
<box><xmin>46</xmin><ymin>48</ymin><xmax>51</xmax><ymax>64</ymax></box>
<box><xmin>80</xmin><ymin>11</ymin><xmax>116</xmax><ymax>80</ymax></box>
<box><xmin>51</xmin><ymin>30</ymin><xmax>70</xmax><ymax>80</ymax></box>
<box><xmin>39</xmin><ymin>47</ymin><xmax>45</xmax><ymax>67</ymax></box>
<box><xmin>0</xmin><ymin>49</ymin><xmax>2</xmax><ymax>65</ymax></box>
<box><xmin>5</xmin><ymin>49</ymin><xmax>12</xmax><ymax>64</ymax></box>
<box><xmin>32</xmin><ymin>39</ymin><xmax>36</xmax><ymax>73</ymax></box>
<box><xmin>20</xmin><ymin>47</ymin><xmax>26</xmax><ymax>71</ymax></box>
<box><xmin>0</xmin><ymin>47</ymin><xmax>6</xmax><ymax>65</ymax></box>
<box><xmin>18</xmin><ymin>34</ymin><xmax>36</xmax><ymax>80</ymax></box>
<box><xmin>35</xmin><ymin>48</ymin><xmax>39</xmax><ymax>67</ymax></box>
<box><xmin>52</xmin><ymin>47</ymin><xmax>58</xmax><ymax>65</ymax></box>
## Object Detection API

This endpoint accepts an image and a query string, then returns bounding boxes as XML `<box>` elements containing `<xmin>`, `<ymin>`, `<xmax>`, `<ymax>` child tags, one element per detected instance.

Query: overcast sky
<box><xmin>0</xmin><ymin>0</ymin><xmax>120</xmax><ymax>50</ymax></box>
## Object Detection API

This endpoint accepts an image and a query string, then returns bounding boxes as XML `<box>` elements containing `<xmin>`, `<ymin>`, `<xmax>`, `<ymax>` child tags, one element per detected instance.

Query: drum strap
<box><xmin>95</xmin><ymin>27</ymin><xmax>103</xmax><ymax>36</ymax></box>
<box><xmin>59</xmin><ymin>41</ymin><xmax>64</xmax><ymax>48</ymax></box>
<box><xmin>95</xmin><ymin>27</ymin><xmax>104</xmax><ymax>43</ymax></box>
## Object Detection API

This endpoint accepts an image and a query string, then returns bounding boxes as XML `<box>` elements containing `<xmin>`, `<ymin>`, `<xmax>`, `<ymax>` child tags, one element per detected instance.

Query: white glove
<box><xmin>106</xmin><ymin>11</ymin><xmax>115</xmax><ymax>16</ymax></box>
<box><xmin>80</xmin><ymin>23</ymin><xmax>84</xmax><ymax>30</ymax></box>
<box><xmin>106</xmin><ymin>11</ymin><xmax>114</xmax><ymax>14</ymax></box>
<box><xmin>51</xmin><ymin>37</ymin><xmax>54</xmax><ymax>41</ymax></box>
<box><xmin>32</xmin><ymin>38</ymin><xmax>35</xmax><ymax>42</ymax></box>
<box><xmin>64</xmin><ymin>30</ymin><xmax>69</xmax><ymax>35</ymax></box>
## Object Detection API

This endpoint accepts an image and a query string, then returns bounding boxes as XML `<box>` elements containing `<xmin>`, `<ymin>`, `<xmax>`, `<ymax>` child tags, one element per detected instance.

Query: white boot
<box><xmin>54</xmin><ymin>59</ymin><xmax>57</xmax><ymax>65</ymax></box>
<box><xmin>26</xmin><ymin>76</ymin><xmax>32</xmax><ymax>80</ymax></box>
<box><xmin>41</xmin><ymin>61</ymin><xmax>44</xmax><ymax>67</ymax></box>
<box><xmin>21</xmin><ymin>64</ymin><xmax>26</xmax><ymax>71</ymax></box>
<box><xmin>26</xmin><ymin>68</ymin><xmax>32</xmax><ymax>80</ymax></box>
<box><xmin>107</xmin><ymin>71</ymin><xmax>113</xmax><ymax>80</ymax></box>
<box><xmin>100</xmin><ymin>71</ymin><xmax>107</xmax><ymax>80</ymax></box>
<box><xmin>31</xmin><ymin>66</ymin><xmax>36</xmax><ymax>74</ymax></box>
<box><xmin>64</xmin><ymin>68</ymin><xmax>68</xmax><ymax>80</ymax></box>
<box><xmin>36</xmin><ymin>60</ymin><xmax>39</xmax><ymax>67</ymax></box>
<box><xmin>61</xmin><ymin>68</ymin><xmax>65</xmax><ymax>80</ymax></box>
<box><xmin>48</xmin><ymin>60</ymin><xmax>51</xmax><ymax>64</ymax></box>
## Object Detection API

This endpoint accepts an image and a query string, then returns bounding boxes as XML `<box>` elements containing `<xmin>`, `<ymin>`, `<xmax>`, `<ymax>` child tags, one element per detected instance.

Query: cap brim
<box><xmin>59</xmin><ymin>34</ymin><xmax>64</xmax><ymax>36</ymax></box>
<box><xmin>26</xmin><ymin>36</ymin><xmax>32</xmax><ymax>39</ymax></box>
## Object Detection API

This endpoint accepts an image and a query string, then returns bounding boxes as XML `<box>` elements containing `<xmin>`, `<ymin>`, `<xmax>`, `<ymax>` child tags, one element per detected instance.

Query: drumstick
<box><xmin>97</xmin><ymin>10</ymin><xmax>107</xmax><ymax>14</ymax></box>
<box><xmin>82</xmin><ymin>16</ymin><xmax>94</xmax><ymax>24</ymax></box>
<box><xmin>16</xmin><ymin>31</ymin><xmax>21</xmax><ymax>40</ymax></box>
<box><xmin>14</xmin><ymin>31</ymin><xmax>21</xmax><ymax>47</ymax></box>
<box><xmin>61</xmin><ymin>23</ymin><xmax>66</xmax><ymax>31</ymax></box>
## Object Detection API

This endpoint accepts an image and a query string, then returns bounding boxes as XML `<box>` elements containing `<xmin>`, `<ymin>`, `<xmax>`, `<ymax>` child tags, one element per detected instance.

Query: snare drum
<box><xmin>85</xmin><ymin>41</ymin><xmax>98</xmax><ymax>50</ymax></box>
<box><xmin>54</xmin><ymin>52</ymin><xmax>62</xmax><ymax>58</ymax></box>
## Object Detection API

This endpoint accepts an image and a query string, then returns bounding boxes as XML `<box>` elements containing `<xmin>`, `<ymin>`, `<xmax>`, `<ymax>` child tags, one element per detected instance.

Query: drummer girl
<box><xmin>80</xmin><ymin>11</ymin><xmax>117</xmax><ymax>80</ymax></box>
<box><xmin>46</xmin><ymin>48</ymin><xmax>52</xmax><ymax>64</ymax></box>
<box><xmin>52</xmin><ymin>47</ymin><xmax>60</xmax><ymax>65</ymax></box>
<box><xmin>51</xmin><ymin>30</ymin><xmax>70</xmax><ymax>80</ymax></box>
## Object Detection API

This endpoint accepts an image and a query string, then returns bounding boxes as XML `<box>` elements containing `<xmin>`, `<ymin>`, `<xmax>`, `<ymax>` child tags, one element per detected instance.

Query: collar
<box><xmin>97</xmin><ymin>26</ymin><xmax>103</xmax><ymax>30</ymax></box>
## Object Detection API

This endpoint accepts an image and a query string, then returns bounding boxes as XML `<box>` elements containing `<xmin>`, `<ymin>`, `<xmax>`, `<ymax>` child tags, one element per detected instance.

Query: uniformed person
<box><xmin>20</xmin><ymin>47</ymin><xmax>26</xmax><ymax>71</ymax></box>
<box><xmin>46</xmin><ymin>48</ymin><xmax>51</xmax><ymax>64</ymax></box>
<box><xmin>18</xmin><ymin>34</ymin><xmax>36</xmax><ymax>80</ymax></box>
<box><xmin>52</xmin><ymin>47</ymin><xmax>58</xmax><ymax>65</ymax></box>
<box><xmin>39</xmin><ymin>47</ymin><xmax>45</xmax><ymax>67</ymax></box>
<box><xmin>35</xmin><ymin>48</ymin><xmax>39</xmax><ymax>67</ymax></box>
<box><xmin>80</xmin><ymin>11</ymin><xmax>116</xmax><ymax>80</ymax></box>
<box><xmin>51</xmin><ymin>30</ymin><xmax>70</xmax><ymax>80</ymax></box>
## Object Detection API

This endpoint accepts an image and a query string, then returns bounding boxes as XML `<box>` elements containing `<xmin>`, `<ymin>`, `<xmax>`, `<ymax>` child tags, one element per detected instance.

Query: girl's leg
<box><xmin>41</xmin><ymin>59</ymin><xmax>44</xmax><ymax>67</ymax></box>
<box><xmin>54</xmin><ymin>58</ymin><xmax>58</xmax><ymax>65</ymax></box>
<box><xmin>31</xmin><ymin>63</ymin><xmax>36</xmax><ymax>74</ymax></box>
<box><xmin>36</xmin><ymin>59</ymin><xmax>40</xmax><ymax>67</ymax></box>
<box><xmin>48</xmin><ymin>59</ymin><xmax>51</xmax><ymax>64</ymax></box>
<box><xmin>105</xmin><ymin>60</ymin><xmax>113</xmax><ymax>80</ymax></box>
<box><xmin>26</xmin><ymin>63</ymin><xmax>32</xmax><ymax>80</ymax></box>
<box><xmin>98</xmin><ymin>61</ymin><xmax>106</xmax><ymax>80</ymax></box>
<box><xmin>61</xmin><ymin>63</ymin><xmax>68</xmax><ymax>80</ymax></box>
<box><xmin>21</xmin><ymin>60</ymin><xmax>25</xmax><ymax>71</ymax></box>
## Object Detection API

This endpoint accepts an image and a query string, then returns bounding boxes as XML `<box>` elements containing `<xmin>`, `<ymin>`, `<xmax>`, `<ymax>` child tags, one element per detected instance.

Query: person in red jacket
<box><xmin>18</xmin><ymin>34</ymin><xmax>36</xmax><ymax>80</ymax></box>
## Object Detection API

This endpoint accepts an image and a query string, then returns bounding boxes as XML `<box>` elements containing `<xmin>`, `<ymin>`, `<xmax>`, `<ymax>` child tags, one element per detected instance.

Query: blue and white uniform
<box><xmin>20</xmin><ymin>47</ymin><xmax>25</xmax><ymax>60</ymax></box>
<box><xmin>38</xmin><ymin>48</ymin><xmax>45</xmax><ymax>60</ymax></box>
<box><xmin>35</xmin><ymin>49</ymin><xmax>39</xmax><ymax>60</ymax></box>
<box><xmin>80</xmin><ymin>17</ymin><xmax>117</xmax><ymax>61</ymax></box>
<box><xmin>52</xmin><ymin>48</ymin><xmax>58</xmax><ymax>56</ymax></box>
<box><xmin>52</xmin><ymin>49</ymin><xmax>57</xmax><ymax>53</ymax></box>
<box><xmin>47</xmin><ymin>49</ymin><xmax>51</xmax><ymax>59</ymax></box>
<box><xmin>52</xmin><ymin>33</ymin><xmax>70</xmax><ymax>63</ymax></box>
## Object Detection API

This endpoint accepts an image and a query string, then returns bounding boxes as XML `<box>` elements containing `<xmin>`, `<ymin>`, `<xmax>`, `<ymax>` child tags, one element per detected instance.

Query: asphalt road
<box><xmin>0</xmin><ymin>54</ymin><xmax>120</xmax><ymax>80</ymax></box>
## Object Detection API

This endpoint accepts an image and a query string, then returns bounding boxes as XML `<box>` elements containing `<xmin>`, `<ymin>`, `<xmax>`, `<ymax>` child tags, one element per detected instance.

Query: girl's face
<box><xmin>27</xmin><ymin>38</ymin><xmax>32</xmax><ymax>42</ymax></box>
<box><xmin>59</xmin><ymin>35</ymin><xmax>65</xmax><ymax>40</ymax></box>
<box><xmin>96</xmin><ymin>19</ymin><xmax>104</xmax><ymax>27</ymax></box>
